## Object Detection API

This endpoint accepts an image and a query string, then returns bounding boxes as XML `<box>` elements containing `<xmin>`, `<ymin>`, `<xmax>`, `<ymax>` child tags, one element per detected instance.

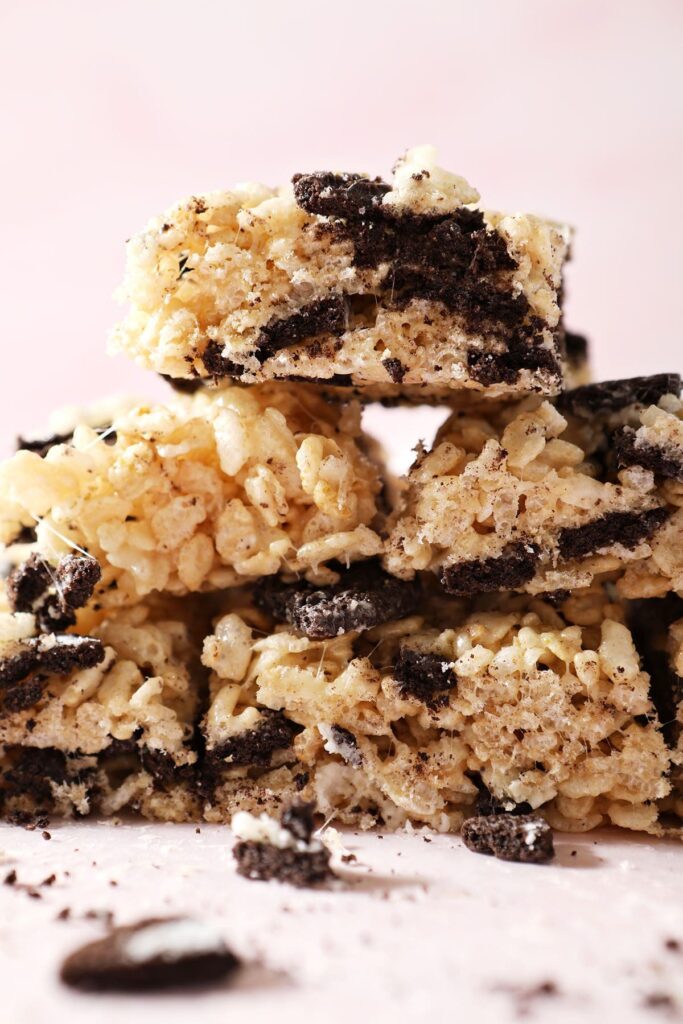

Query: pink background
<box><xmin>1</xmin><ymin>0</ymin><xmax>682</xmax><ymax>453</ymax></box>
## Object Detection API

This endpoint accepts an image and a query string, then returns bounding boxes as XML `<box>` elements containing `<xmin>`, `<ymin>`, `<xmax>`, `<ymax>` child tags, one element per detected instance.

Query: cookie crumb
<box><xmin>461</xmin><ymin>814</ymin><xmax>555</xmax><ymax>864</ymax></box>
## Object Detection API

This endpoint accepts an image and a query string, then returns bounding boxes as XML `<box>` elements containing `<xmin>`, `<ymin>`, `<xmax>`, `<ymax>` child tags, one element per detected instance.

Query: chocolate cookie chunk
<box><xmin>60</xmin><ymin>917</ymin><xmax>240</xmax><ymax>992</ymax></box>
<box><xmin>556</xmin><ymin>507</ymin><xmax>668</xmax><ymax>561</ymax></box>
<box><xmin>201</xmin><ymin>341</ymin><xmax>246</xmax><ymax>379</ymax></box>
<box><xmin>614</xmin><ymin>428</ymin><xmax>683</xmax><ymax>481</ymax></box>
<box><xmin>321</xmin><ymin>724</ymin><xmax>362</xmax><ymax>767</ymax></box>
<box><xmin>17</xmin><ymin>426</ymin><xmax>116</xmax><ymax>459</ymax></box>
<box><xmin>7</xmin><ymin>553</ymin><xmax>102</xmax><ymax>632</ymax></box>
<box><xmin>280</xmin><ymin>801</ymin><xmax>316</xmax><ymax>843</ymax></box>
<box><xmin>0</xmin><ymin>635</ymin><xmax>105</xmax><ymax>687</ymax></box>
<box><xmin>393</xmin><ymin>647</ymin><xmax>457</xmax><ymax>704</ymax></box>
<box><xmin>205</xmin><ymin>710</ymin><xmax>302</xmax><ymax>770</ymax></box>
<box><xmin>292</xmin><ymin>172</ymin><xmax>390</xmax><ymax>220</ymax></box>
<box><xmin>256</xmin><ymin>296</ymin><xmax>348</xmax><ymax>361</ymax></box>
<box><xmin>440</xmin><ymin>542</ymin><xmax>539</xmax><ymax>596</ymax></box>
<box><xmin>232</xmin><ymin>802</ymin><xmax>333</xmax><ymax>888</ymax></box>
<box><xmin>558</xmin><ymin>374</ymin><xmax>681</xmax><ymax>418</ymax></box>
<box><xmin>465</xmin><ymin>773</ymin><xmax>533</xmax><ymax>817</ymax></box>
<box><xmin>461</xmin><ymin>813</ymin><xmax>555</xmax><ymax>863</ymax></box>
<box><xmin>254</xmin><ymin>560</ymin><xmax>420</xmax><ymax>639</ymax></box>
<box><xmin>233</xmin><ymin>842</ymin><xmax>332</xmax><ymax>887</ymax></box>
<box><xmin>160</xmin><ymin>373</ymin><xmax>204</xmax><ymax>394</ymax></box>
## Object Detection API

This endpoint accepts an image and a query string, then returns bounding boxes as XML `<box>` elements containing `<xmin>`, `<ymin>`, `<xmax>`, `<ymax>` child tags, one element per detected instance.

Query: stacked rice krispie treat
<box><xmin>1</xmin><ymin>146</ymin><xmax>680</xmax><ymax>839</ymax></box>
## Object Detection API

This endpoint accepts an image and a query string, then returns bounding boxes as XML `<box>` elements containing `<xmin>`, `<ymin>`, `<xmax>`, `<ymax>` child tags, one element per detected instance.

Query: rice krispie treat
<box><xmin>198</xmin><ymin>588</ymin><xmax>673</xmax><ymax>835</ymax></box>
<box><xmin>0</xmin><ymin>582</ymin><xmax>203</xmax><ymax>821</ymax></box>
<box><xmin>111</xmin><ymin>146</ymin><xmax>572</xmax><ymax>400</ymax></box>
<box><xmin>384</xmin><ymin>375</ymin><xmax>683</xmax><ymax>599</ymax></box>
<box><xmin>0</xmin><ymin>385</ymin><xmax>384</xmax><ymax>614</ymax></box>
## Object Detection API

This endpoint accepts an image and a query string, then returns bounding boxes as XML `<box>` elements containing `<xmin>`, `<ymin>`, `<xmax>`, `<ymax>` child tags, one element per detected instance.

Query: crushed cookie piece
<box><xmin>461</xmin><ymin>813</ymin><xmax>554</xmax><ymax>864</ymax></box>
<box><xmin>393</xmin><ymin>647</ymin><xmax>456</xmax><ymax>704</ymax></box>
<box><xmin>232</xmin><ymin>803</ymin><xmax>333</xmax><ymax>887</ymax></box>
<box><xmin>255</xmin><ymin>560</ymin><xmax>420</xmax><ymax>639</ymax></box>
<box><xmin>441</xmin><ymin>542</ymin><xmax>538</xmax><ymax>596</ymax></box>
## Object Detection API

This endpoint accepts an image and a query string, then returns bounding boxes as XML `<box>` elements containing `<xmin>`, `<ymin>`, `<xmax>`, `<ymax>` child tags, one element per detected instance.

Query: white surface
<box><xmin>0</xmin><ymin>820</ymin><xmax>681</xmax><ymax>1023</ymax></box>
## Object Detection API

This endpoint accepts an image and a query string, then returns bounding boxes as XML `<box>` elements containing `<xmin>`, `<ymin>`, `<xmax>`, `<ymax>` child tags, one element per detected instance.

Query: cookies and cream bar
<box><xmin>111</xmin><ymin>146</ymin><xmax>572</xmax><ymax>400</ymax></box>
<box><xmin>0</xmin><ymin>385</ymin><xmax>384</xmax><ymax>614</ymax></box>
<box><xmin>0</xmin><ymin>590</ymin><xmax>202</xmax><ymax>822</ymax></box>
<box><xmin>385</xmin><ymin>375</ymin><xmax>683</xmax><ymax>599</ymax></box>
<box><xmin>198</xmin><ymin>587</ymin><xmax>672</xmax><ymax>836</ymax></box>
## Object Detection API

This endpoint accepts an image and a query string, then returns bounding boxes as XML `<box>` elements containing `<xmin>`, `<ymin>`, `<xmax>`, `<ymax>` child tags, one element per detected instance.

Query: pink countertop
<box><xmin>1</xmin><ymin>820</ymin><xmax>681</xmax><ymax>1023</ymax></box>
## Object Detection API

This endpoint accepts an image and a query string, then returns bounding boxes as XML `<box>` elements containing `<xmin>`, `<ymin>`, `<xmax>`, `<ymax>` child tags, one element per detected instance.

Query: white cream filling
<box><xmin>231</xmin><ymin>810</ymin><xmax>321</xmax><ymax>853</ymax></box>
<box><xmin>123</xmin><ymin>918</ymin><xmax>227</xmax><ymax>963</ymax></box>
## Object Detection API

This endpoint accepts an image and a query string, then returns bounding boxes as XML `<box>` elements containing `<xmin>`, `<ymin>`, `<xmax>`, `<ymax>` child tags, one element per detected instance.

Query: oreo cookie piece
<box><xmin>254</xmin><ymin>560</ymin><xmax>420</xmax><ymax>639</ymax></box>
<box><xmin>232</xmin><ymin>802</ymin><xmax>333</xmax><ymax>888</ymax></box>
<box><xmin>393</xmin><ymin>647</ymin><xmax>457</xmax><ymax>704</ymax></box>
<box><xmin>2</xmin><ymin>747</ymin><xmax>88</xmax><ymax>805</ymax></box>
<box><xmin>233</xmin><ymin>842</ymin><xmax>332</xmax><ymax>888</ymax></box>
<box><xmin>256</xmin><ymin>296</ymin><xmax>348</xmax><ymax>362</ymax></box>
<box><xmin>6</xmin><ymin>554</ymin><xmax>52</xmax><ymax>613</ymax></box>
<box><xmin>556</xmin><ymin>507</ymin><xmax>669</xmax><ymax>561</ymax></box>
<box><xmin>467</xmin><ymin>338</ymin><xmax>562</xmax><ymax>388</ymax></box>
<box><xmin>160</xmin><ymin>374</ymin><xmax>204</xmax><ymax>394</ymax></box>
<box><xmin>204</xmin><ymin>709</ymin><xmax>302</xmax><ymax>770</ymax></box>
<box><xmin>7</xmin><ymin>553</ymin><xmax>102</xmax><ymax>632</ymax></box>
<box><xmin>60</xmin><ymin>917</ymin><xmax>240</xmax><ymax>992</ymax></box>
<box><xmin>16</xmin><ymin>425</ymin><xmax>116</xmax><ymax>459</ymax></box>
<box><xmin>292</xmin><ymin>171</ymin><xmax>390</xmax><ymax>220</ymax></box>
<box><xmin>201</xmin><ymin>341</ymin><xmax>246</xmax><ymax>379</ymax></box>
<box><xmin>0</xmin><ymin>635</ymin><xmax>105</xmax><ymax>687</ymax></box>
<box><xmin>440</xmin><ymin>542</ymin><xmax>539</xmax><ymax>597</ymax></box>
<box><xmin>614</xmin><ymin>428</ymin><xmax>683</xmax><ymax>481</ymax></box>
<box><xmin>562</xmin><ymin>330</ymin><xmax>589</xmax><ymax>366</ymax></box>
<box><xmin>558</xmin><ymin>374</ymin><xmax>681</xmax><ymax>418</ymax></box>
<box><xmin>466</xmin><ymin>772</ymin><xmax>533</xmax><ymax>817</ymax></box>
<box><xmin>16</xmin><ymin>430</ymin><xmax>77</xmax><ymax>459</ymax></box>
<box><xmin>461</xmin><ymin>813</ymin><xmax>555</xmax><ymax>864</ymax></box>
<box><xmin>319</xmin><ymin>724</ymin><xmax>362</xmax><ymax>767</ymax></box>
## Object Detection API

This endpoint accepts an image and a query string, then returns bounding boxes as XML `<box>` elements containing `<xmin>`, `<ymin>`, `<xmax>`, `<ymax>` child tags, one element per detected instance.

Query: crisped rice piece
<box><xmin>111</xmin><ymin>146</ymin><xmax>572</xmax><ymax>401</ymax></box>
<box><xmin>0</xmin><ymin>384</ymin><xmax>384</xmax><ymax>612</ymax></box>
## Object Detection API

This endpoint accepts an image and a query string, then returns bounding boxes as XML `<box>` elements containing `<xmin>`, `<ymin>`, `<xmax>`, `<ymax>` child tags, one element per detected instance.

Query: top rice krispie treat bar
<box><xmin>111</xmin><ymin>146</ymin><xmax>572</xmax><ymax>400</ymax></box>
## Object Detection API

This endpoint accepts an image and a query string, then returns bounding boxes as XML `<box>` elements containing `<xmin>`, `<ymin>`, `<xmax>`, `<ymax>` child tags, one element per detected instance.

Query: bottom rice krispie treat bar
<box><xmin>0</xmin><ymin>575</ymin><xmax>204</xmax><ymax>822</ymax></box>
<box><xmin>198</xmin><ymin>586</ymin><xmax>676</xmax><ymax>835</ymax></box>
<box><xmin>1</xmin><ymin>560</ymin><xmax>679</xmax><ymax>837</ymax></box>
